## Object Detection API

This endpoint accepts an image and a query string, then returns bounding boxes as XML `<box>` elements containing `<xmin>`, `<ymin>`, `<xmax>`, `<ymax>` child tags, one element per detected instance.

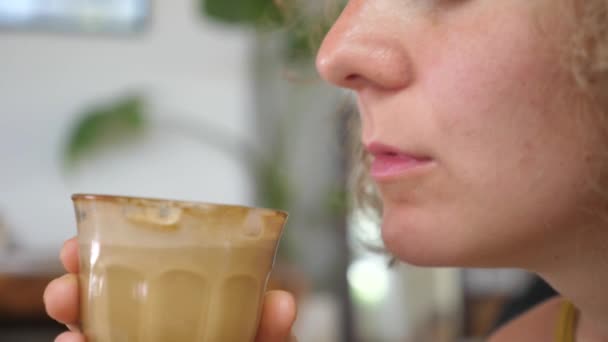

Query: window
<box><xmin>0</xmin><ymin>0</ymin><xmax>148</xmax><ymax>33</ymax></box>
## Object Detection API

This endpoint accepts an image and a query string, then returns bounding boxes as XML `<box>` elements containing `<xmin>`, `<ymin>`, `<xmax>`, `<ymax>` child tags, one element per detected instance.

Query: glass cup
<box><xmin>72</xmin><ymin>194</ymin><xmax>287</xmax><ymax>342</ymax></box>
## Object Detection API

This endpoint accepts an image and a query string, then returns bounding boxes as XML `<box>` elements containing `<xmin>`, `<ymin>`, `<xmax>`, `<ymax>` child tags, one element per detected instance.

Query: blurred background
<box><xmin>0</xmin><ymin>1</ymin><xmax>556</xmax><ymax>341</ymax></box>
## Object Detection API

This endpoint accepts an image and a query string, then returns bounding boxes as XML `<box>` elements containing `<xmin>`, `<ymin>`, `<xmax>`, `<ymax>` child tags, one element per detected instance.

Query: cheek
<box><xmin>419</xmin><ymin>6</ymin><xmax>572</xmax><ymax>180</ymax></box>
<box><xmin>424</xmin><ymin>21</ymin><xmax>557</xmax><ymax>135</ymax></box>
<box><xmin>422</xmin><ymin>21</ymin><xmax>586</xmax><ymax>208</ymax></box>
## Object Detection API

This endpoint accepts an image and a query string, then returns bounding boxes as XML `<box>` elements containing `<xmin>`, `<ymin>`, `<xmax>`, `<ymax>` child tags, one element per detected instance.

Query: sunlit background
<box><xmin>0</xmin><ymin>1</ymin><xmax>554</xmax><ymax>341</ymax></box>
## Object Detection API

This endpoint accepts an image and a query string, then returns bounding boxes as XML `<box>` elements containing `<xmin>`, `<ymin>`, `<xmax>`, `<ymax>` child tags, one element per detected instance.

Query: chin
<box><xmin>380</xmin><ymin>208</ymin><xmax>449</xmax><ymax>267</ymax></box>
<box><xmin>380</xmin><ymin>206</ymin><xmax>501</xmax><ymax>268</ymax></box>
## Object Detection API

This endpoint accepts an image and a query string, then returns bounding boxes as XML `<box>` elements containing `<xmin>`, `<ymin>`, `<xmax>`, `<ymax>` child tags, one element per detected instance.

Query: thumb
<box><xmin>255</xmin><ymin>290</ymin><xmax>297</xmax><ymax>342</ymax></box>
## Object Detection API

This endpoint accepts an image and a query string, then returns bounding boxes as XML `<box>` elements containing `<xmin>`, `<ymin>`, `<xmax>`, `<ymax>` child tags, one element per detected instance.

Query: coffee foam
<box><xmin>74</xmin><ymin>198</ymin><xmax>286</xmax><ymax>248</ymax></box>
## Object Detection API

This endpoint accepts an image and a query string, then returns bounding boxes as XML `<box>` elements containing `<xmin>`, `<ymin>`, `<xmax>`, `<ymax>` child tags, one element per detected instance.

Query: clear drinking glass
<box><xmin>72</xmin><ymin>194</ymin><xmax>287</xmax><ymax>342</ymax></box>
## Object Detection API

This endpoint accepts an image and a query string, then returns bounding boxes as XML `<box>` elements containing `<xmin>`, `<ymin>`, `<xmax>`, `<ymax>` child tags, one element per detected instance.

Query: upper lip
<box><xmin>365</xmin><ymin>142</ymin><xmax>431</xmax><ymax>160</ymax></box>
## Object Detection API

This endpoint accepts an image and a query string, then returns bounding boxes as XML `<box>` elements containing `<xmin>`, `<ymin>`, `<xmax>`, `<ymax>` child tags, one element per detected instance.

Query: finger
<box><xmin>60</xmin><ymin>237</ymin><xmax>79</xmax><ymax>274</ymax></box>
<box><xmin>66</xmin><ymin>323</ymin><xmax>81</xmax><ymax>332</ymax></box>
<box><xmin>54</xmin><ymin>331</ymin><xmax>86</xmax><ymax>342</ymax></box>
<box><xmin>255</xmin><ymin>290</ymin><xmax>297</xmax><ymax>342</ymax></box>
<box><xmin>44</xmin><ymin>274</ymin><xmax>80</xmax><ymax>325</ymax></box>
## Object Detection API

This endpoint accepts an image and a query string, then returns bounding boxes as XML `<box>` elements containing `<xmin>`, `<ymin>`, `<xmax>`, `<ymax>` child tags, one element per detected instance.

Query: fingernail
<box><xmin>59</xmin><ymin>244</ymin><xmax>66</xmax><ymax>261</ymax></box>
<box><xmin>66</xmin><ymin>323</ymin><xmax>81</xmax><ymax>332</ymax></box>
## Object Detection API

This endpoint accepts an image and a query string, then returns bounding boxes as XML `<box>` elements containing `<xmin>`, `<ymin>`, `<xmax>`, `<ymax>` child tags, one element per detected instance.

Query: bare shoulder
<box><xmin>488</xmin><ymin>296</ymin><xmax>564</xmax><ymax>342</ymax></box>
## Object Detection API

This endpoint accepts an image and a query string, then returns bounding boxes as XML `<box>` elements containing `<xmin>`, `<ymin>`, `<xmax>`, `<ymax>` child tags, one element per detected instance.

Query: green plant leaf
<box><xmin>64</xmin><ymin>95</ymin><xmax>146</xmax><ymax>167</ymax></box>
<box><xmin>201</xmin><ymin>0</ymin><xmax>284</xmax><ymax>27</ymax></box>
<box><xmin>255</xmin><ymin>160</ymin><xmax>291</xmax><ymax>210</ymax></box>
<box><xmin>283</xmin><ymin>18</ymin><xmax>329</xmax><ymax>63</ymax></box>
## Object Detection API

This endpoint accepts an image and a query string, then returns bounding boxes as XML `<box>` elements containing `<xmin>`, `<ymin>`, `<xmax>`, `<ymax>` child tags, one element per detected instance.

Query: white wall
<box><xmin>0</xmin><ymin>1</ymin><xmax>255</xmax><ymax>249</ymax></box>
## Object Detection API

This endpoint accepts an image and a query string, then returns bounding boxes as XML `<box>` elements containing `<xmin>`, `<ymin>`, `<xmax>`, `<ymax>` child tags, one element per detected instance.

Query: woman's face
<box><xmin>317</xmin><ymin>0</ymin><xmax>605</xmax><ymax>268</ymax></box>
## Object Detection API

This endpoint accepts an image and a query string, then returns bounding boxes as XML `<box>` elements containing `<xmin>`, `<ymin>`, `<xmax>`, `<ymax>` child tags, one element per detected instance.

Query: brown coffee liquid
<box><xmin>79</xmin><ymin>243</ymin><xmax>275</xmax><ymax>342</ymax></box>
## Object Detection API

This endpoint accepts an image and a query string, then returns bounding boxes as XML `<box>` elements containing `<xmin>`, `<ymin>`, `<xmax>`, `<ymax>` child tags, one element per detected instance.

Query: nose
<box><xmin>316</xmin><ymin>0</ymin><xmax>413</xmax><ymax>91</ymax></box>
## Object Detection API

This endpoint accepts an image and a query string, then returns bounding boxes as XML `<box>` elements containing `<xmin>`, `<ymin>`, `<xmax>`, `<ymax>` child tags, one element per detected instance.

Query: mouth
<box><xmin>366</xmin><ymin>142</ymin><xmax>434</xmax><ymax>181</ymax></box>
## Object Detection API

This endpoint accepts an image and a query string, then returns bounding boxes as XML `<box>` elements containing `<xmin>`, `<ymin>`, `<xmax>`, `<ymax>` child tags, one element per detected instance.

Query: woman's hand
<box><xmin>44</xmin><ymin>237</ymin><xmax>297</xmax><ymax>342</ymax></box>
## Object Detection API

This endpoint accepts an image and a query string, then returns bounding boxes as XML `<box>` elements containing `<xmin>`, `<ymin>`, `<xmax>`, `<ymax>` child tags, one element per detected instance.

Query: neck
<box><xmin>532</xmin><ymin>224</ymin><xmax>608</xmax><ymax>340</ymax></box>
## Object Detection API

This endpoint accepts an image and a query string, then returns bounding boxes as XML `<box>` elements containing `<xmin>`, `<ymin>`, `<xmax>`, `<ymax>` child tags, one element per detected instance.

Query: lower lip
<box><xmin>370</xmin><ymin>155</ymin><xmax>433</xmax><ymax>180</ymax></box>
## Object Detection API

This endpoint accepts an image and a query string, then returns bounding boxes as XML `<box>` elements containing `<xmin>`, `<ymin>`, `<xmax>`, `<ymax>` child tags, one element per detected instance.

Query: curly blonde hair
<box><xmin>571</xmin><ymin>0</ymin><xmax>608</xmax><ymax>93</ymax></box>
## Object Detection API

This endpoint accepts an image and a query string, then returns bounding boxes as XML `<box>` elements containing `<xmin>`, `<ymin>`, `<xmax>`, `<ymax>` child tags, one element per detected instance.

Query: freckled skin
<box><xmin>317</xmin><ymin>0</ymin><xmax>603</xmax><ymax>268</ymax></box>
